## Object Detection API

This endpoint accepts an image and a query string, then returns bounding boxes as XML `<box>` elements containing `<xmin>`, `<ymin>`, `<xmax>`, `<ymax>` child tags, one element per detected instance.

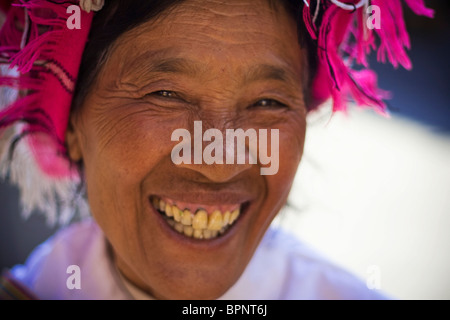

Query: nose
<box><xmin>171</xmin><ymin>120</ymin><xmax>255</xmax><ymax>183</ymax></box>
<box><xmin>179</xmin><ymin>161</ymin><xmax>253</xmax><ymax>183</ymax></box>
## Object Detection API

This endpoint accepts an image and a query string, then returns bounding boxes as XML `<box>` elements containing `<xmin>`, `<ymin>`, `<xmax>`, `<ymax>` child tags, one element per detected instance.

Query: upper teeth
<box><xmin>152</xmin><ymin>197</ymin><xmax>241</xmax><ymax>239</ymax></box>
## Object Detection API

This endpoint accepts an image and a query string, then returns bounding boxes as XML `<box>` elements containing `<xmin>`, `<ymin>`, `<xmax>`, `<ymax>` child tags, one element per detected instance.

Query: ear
<box><xmin>65</xmin><ymin>115</ymin><xmax>83</xmax><ymax>162</ymax></box>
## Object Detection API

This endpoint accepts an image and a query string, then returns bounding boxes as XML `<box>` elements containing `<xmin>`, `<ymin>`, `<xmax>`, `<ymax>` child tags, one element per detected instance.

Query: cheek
<box><xmin>266</xmin><ymin>119</ymin><xmax>306</xmax><ymax>205</ymax></box>
<box><xmin>246</xmin><ymin>118</ymin><xmax>306</xmax><ymax>250</ymax></box>
<box><xmin>78</xmin><ymin>108</ymin><xmax>185</xmax><ymax>227</ymax></box>
<box><xmin>82</xmin><ymin>111</ymin><xmax>179</xmax><ymax>184</ymax></box>
<box><xmin>280</xmin><ymin>120</ymin><xmax>306</xmax><ymax>173</ymax></box>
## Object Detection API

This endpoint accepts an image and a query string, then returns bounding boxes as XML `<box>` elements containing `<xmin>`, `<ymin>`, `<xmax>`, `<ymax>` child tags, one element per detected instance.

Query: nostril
<box><xmin>189</xmin><ymin>162</ymin><xmax>253</xmax><ymax>184</ymax></box>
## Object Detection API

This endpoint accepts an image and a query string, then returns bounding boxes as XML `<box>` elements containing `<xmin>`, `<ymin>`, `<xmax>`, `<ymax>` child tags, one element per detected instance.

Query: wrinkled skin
<box><xmin>66</xmin><ymin>0</ymin><xmax>307</xmax><ymax>299</ymax></box>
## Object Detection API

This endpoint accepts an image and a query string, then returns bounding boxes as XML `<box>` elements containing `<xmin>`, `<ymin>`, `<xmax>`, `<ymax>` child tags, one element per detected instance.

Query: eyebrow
<box><xmin>146</xmin><ymin>57</ymin><xmax>202</xmax><ymax>75</ymax></box>
<box><xmin>244</xmin><ymin>64</ymin><xmax>291</xmax><ymax>83</ymax></box>
<box><xmin>123</xmin><ymin>50</ymin><xmax>298</xmax><ymax>86</ymax></box>
<box><xmin>122</xmin><ymin>52</ymin><xmax>202</xmax><ymax>82</ymax></box>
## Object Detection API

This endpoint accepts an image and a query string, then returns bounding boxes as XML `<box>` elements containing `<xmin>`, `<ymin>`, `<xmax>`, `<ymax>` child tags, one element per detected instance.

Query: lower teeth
<box><xmin>164</xmin><ymin>216</ymin><xmax>228</xmax><ymax>239</ymax></box>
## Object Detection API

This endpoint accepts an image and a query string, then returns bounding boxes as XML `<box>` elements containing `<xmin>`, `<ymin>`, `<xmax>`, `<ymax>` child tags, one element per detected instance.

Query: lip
<box><xmin>147</xmin><ymin>193</ymin><xmax>255</xmax><ymax>248</ymax></box>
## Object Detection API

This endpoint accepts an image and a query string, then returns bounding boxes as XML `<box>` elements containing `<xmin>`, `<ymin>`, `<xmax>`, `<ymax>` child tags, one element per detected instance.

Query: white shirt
<box><xmin>10</xmin><ymin>219</ymin><xmax>388</xmax><ymax>300</ymax></box>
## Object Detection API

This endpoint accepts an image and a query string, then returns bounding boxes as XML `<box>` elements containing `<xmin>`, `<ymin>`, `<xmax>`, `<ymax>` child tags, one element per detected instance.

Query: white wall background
<box><xmin>280</xmin><ymin>104</ymin><xmax>450</xmax><ymax>300</ymax></box>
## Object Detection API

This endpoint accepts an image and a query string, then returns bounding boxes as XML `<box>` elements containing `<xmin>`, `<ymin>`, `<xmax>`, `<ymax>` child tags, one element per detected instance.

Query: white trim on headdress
<box><xmin>79</xmin><ymin>0</ymin><xmax>105</xmax><ymax>14</ymax></box>
<box><xmin>0</xmin><ymin>65</ymin><xmax>89</xmax><ymax>226</ymax></box>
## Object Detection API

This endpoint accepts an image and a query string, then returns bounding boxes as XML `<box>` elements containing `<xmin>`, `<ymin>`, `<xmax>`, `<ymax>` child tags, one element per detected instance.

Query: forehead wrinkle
<box><xmin>118</xmin><ymin>48</ymin><xmax>204</xmax><ymax>84</ymax></box>
<box><xmin>113</xmin><ymin>28</ymin><xmax>303</xmax><ymax>91</ymax></box>
<box><xmin>245</xmin><ymin>64</ymin><xmax>290</xmax><ymax>84</ymax></box>
<box><xmin>111</xmin><ymin>1</ymin><xmax>302</xmax><ymax>87</ymax></box>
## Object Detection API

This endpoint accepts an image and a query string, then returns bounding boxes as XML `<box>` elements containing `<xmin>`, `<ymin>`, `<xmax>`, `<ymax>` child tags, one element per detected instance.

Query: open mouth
<box><xmin>150</xmin><ymin>196</ymin><xmax>248</xmax><ymax>240</ymax></box>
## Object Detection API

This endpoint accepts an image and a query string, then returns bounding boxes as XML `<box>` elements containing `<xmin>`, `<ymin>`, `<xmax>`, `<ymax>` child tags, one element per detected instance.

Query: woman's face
<box><xmin>67</xmin><ymin>0</ymin><xmax>307</xmax><ymax>299</ymax></box>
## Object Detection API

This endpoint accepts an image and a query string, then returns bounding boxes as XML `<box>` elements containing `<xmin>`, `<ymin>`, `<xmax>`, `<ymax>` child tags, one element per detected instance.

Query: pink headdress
<box><xmin>0</xmin><ymin>0</ymin><xmax>100</xmax><ymax>224</ymax></box>
<box><xmin>0</xmin><ymin>0</ymin><xmax>433</xmax><ymax>224</ymax></box>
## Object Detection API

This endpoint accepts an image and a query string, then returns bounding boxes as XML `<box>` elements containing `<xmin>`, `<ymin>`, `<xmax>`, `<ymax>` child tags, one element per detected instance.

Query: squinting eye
<box><xmin>144</xmin><ymin>90</ymin><xmax>187</xmax><ymax>104</ymax></box>
<box><xmin>252</xmin><ymin>99</ymin><xmax>286</xmax><ymax>108</ymax></box>
<box><xmin>153</xmin><ymin>90</ymin><xmax>177</xmax><ymax>98</ymax></box>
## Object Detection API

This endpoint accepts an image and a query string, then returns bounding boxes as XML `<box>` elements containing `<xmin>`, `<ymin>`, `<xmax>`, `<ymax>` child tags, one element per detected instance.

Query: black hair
<box><xmin>71</xmin><ymin>0</ymin><xmax>318</xmax><ymax>113</ymax></box>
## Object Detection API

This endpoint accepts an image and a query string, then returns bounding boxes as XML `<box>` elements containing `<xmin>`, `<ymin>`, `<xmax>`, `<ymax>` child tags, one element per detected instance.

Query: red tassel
<box><xmin>303</xmin><ymin>3</ymin><xmax>317</xmax><ymax>40</ymax></box>
<box><xmin>404</xmin><ymin>0</ymin><xmax>434</xmax><ymax>17</ymax></box>
<box><xmin>310</xmin><ymin>0</ymin><xmax>434</xmax><ymax>114</ymax></box>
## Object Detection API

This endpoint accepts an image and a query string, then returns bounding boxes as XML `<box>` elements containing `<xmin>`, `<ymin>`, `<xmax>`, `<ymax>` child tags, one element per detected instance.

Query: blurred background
<box><xmin>1</xmin><ymin>0</ymin><xmax>449</xmax><ymax>299</ymax></box>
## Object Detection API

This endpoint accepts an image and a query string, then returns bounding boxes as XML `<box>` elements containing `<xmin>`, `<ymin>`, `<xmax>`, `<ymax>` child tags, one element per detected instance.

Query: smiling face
<box><xmin>66</xmin><ymin>0</ymin><xmax>308</xmax><ymax>299</ymax></box>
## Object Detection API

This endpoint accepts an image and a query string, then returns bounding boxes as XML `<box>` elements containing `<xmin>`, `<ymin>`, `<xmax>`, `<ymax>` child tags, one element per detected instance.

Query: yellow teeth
<box><xmin>181</xmin><ymin>209</ymin><xmax>192</xmax><ymax>226</ymax></box>
<box><xmin>183</xmin><ymin>226</ymin><xmax>194</xmax><ymax>237</ymax></box>
<box><xmin>165</xmin><ymin>203</ymin><xmax>173</xmax><ymax>217</ymax></box>
<box><xmin>192</xmin><ymin>210</ymin><xmax>207</xmax><ymax>229</ymax></box>
<box><xmin>193</xmin><ymin>229</ymin><xmax>203</xmax><ymax>239</ymax></box>
<box><xmin>159</xmin><ymin>199</ymin><xmax>166</xmax><ymax>212</ymax></box>
<box><xmin>203</xmin><ymin>229</ymin><xmax>212</xmax><ymax>240</ymax></box>
<box><xmin>208</xmin><ymin>210</ymin><xmax>223</xmax><ymax>231</ymax></box>
<box><xmin>230</xmin><ymin>209</ymin><xmax>240</xmax><ymax>225</ymax></box>
<box><xmin>174</xmin><ymin>222</ymin><xmax>184</xmax><ymax>234</ymax></box>
<box><xmin>152</xmin><ymin>197</ymin><xmax>242</xmax><ymax>240</ymax></box>
<box><xmin>173</xmin><ymin>206</ymin><xmax>182</xmax><ymax>222</ymax></box>
<box><xmin>223</xmin><ymin>211</ymin><xmax>230</xmax><ymax>226</ymax></box>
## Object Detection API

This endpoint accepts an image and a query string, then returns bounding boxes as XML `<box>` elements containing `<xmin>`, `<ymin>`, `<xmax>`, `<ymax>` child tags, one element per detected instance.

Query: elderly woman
<box><xmin>0</xmin><ymin>0</ymin><xmax>432</xmax><ymax>300</ymax></box>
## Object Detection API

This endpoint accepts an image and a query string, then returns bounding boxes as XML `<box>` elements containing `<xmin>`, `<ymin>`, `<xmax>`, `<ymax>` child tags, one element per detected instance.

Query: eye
<box><xmin>143</xmin><ymin>90</ymin><xmax>187</xmax><ymax>105</ymax></box>
<box><xmin>151</xmin><ymin>90</ymin><xmax>178</xmax><ymax>99</ymax></box>
<box><xmin>252</xmin><ymin>99</ymin><xmax>287</xmax><ymax>109</ymax></box>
